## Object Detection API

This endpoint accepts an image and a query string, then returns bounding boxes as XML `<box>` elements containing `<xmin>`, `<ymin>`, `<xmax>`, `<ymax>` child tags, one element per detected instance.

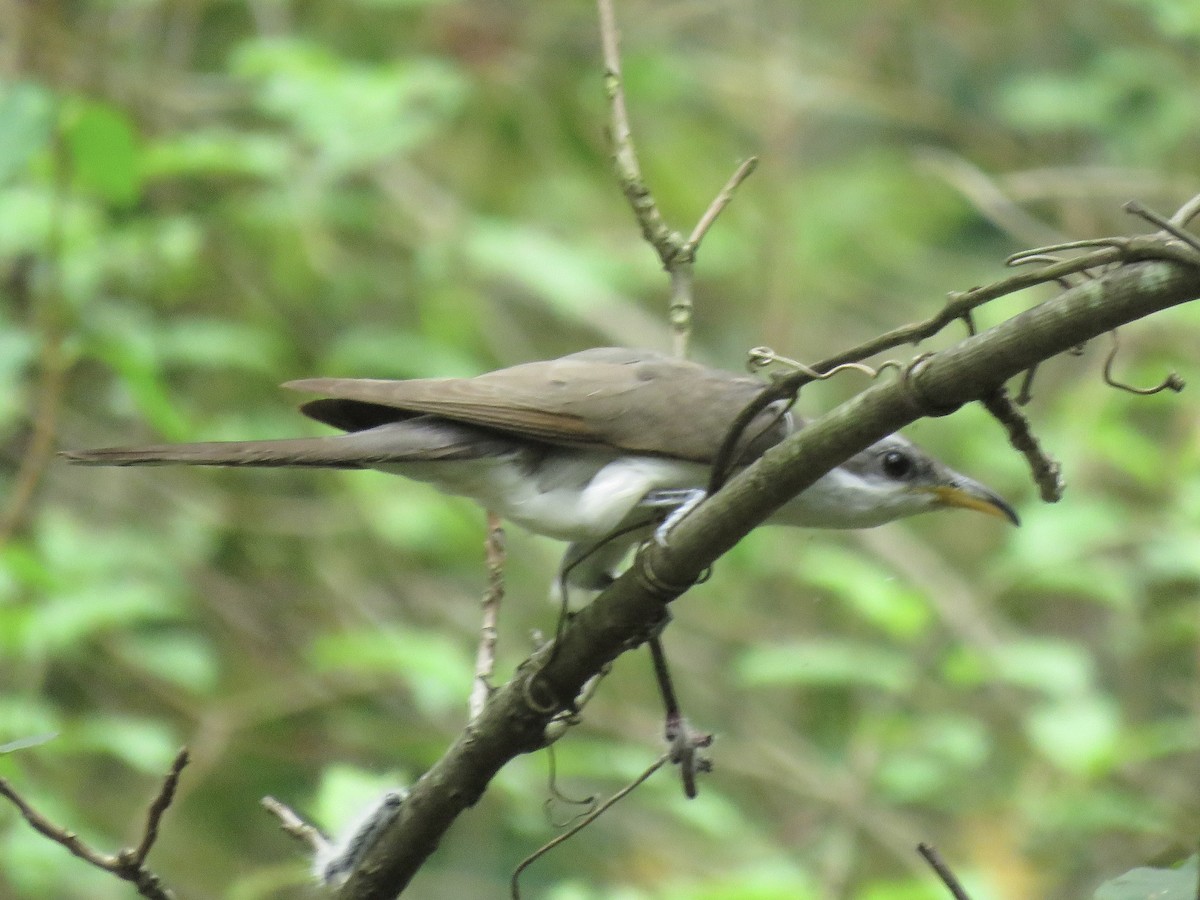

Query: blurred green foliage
<box><xmin>2</xmin><ymin>1</ymin><xmax>1200</xmax><ymax>898</ymax></box>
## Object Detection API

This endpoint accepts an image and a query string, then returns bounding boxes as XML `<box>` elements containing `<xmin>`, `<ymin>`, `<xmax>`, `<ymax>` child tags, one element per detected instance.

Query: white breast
<box><xmin>379</xmin><ymin>451</ymin><xmax>704</xmax><ymax>542</ymax></box>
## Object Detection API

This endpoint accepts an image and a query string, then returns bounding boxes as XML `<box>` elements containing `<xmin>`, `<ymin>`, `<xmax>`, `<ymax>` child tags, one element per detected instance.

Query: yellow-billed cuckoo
<box><xmin>64</xmin><ymin>348</ymin><xmax>1018</xmax><ymax>588</ymax></box>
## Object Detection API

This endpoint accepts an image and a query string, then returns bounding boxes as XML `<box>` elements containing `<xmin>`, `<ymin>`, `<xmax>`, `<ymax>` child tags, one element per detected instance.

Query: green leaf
<box><xmin>142</xmin><ymin>128</ymin><xmax>292</xmax><ymax>180</ymax></box>
<box><xmin>989</xmin><ymin>637</ymin><xmax>1097</xmax><ymax>697</ymax></box>
<box><xmin>660</xmin><ymin>862</ymin><xmax>818</xmax><ymax>900</ymax></box>
<box><xmin>112</xmin><ymin>631</ymin><xmax>221</xmax><ymax>695</ymax></box>
<box><xmin>20</xmin><ymin>581</ymin><xmax>182</xmax><ymax>657</ymax></box>
<box><xmin>232</xmin><ymin>39</ymin><xmax>469</xmax><ymax>176</ymax></box>
<box><xmin>465</xmin><ymin>219</ymin><xmax>669</xmax><ymax>344</ymax></box>
<box><xmin>794</xmin><ymin>543</ymin><xmax>931</xmax><ymax>639</ymax></box>
<box><xmin>874</xmin><ymin>714</ymin><xmax>991</xmax><ymax>801</ymax></box>
<box><xmin>1026</xmin><ymin>694</ymin><xmax>1120</xmax><ymax>775</ymax></box>
<box><xmin>70</xmin><ymin>714</ymin><xmax>179</xmax><ymax>774</ymax></box>
<box><xmin>1093</xmin><ymin>855</ymin><xmax>1199</xmax><ymax>900</ymax></box>
<box><xmin>309</xmin><ymin>628</ymin><xmax>473</xmax><ymax>714</ymax></box>
<box><xmin>155</xmin><ymin>317</ymin><xmax>290</xmax><ymax>374</ymax></box>
<box><xmin>63</xmin><ymin>99</ymin><xmax>142</xmax><ymax>206</ymax></box>
<box><xmin>736</xmin><ymin>638</ymin><xmax>915</xmax><ymax>692</ymax></box>
<box><xmin>0</xmin><ymin>81</ymin><xmax>55</xmax><ymax>184</ymax></box>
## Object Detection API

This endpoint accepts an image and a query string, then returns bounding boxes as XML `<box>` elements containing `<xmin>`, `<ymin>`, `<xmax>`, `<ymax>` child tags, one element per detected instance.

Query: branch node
<box><xmin>901</xmin><ymin>353</ymin><xmax>964</xmax><ymax>418</ymax></box>
<box><xmin>1124</xmin><ymin>200</ymin><xmax>1200</xmax><ymax>253</ymax></box>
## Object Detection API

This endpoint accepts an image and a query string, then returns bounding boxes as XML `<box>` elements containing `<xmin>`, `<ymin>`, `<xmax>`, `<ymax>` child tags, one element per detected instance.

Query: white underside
<box><xmin>379</xmin><ymin>446</ymin><xmax>941</xmax><ymax>592</ymax></box>
<box><xmin>381</xmin><ymin>447</ymin><xmax>934</xmax><ymax>540</ymax></box>
<box><xmin>381</xmin><ymin>452</ymin><xmax>704</xmax><ymax>541</ymax></box>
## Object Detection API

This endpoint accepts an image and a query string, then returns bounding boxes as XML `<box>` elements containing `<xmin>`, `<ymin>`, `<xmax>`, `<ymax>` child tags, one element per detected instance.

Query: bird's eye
<box><xmin>881</xmin><ymin>450</ymin><xmax>913</xmax><ymax>479</ymax></box>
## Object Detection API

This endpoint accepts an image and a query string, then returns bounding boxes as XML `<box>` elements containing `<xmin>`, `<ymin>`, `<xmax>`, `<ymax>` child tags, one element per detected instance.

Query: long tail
<box><xmin>61</xmin><ymin>420</ymin><xmax>517</xmax><ymax>469</ymax></box>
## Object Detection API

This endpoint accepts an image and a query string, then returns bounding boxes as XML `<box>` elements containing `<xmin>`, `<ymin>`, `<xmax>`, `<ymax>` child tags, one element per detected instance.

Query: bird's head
<box><xmin>775</xmin><ymin>433</ymin><xmax>1019</xmax><ymax>529</ymax></box>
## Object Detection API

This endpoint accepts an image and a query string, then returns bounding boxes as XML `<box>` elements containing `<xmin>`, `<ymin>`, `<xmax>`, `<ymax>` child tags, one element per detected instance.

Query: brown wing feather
<box><xmin>284</xmin><ymin>348</ymin><xmax>787</xmax><ymax>462</ymax></box>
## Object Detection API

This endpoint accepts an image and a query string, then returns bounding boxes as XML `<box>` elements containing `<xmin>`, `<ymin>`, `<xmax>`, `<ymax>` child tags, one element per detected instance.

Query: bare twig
<box><xmin>511</xmin><ymin>753</ymin><xmax>669</xmax><ymax>899</ymax></box>
<box><xmin>596</xmin><ymin>0</ymin><xmax>677</xmax><ymax>261</ymax></box>
<box><xmin>1170</xmin><ymin>192</ymin><xmax>1200</xmax><ymax>228</ymax></box>
<box><xmin>1126</xmin><ymin>200</ymin><xmax>1200</xmax><ymax>253</ymax></box>
<box><xmin>261</xmin><ymin>795</ymin><xmax>329</xmax><ymax>855</ymax></box>
<box><xmin>0</xmin><ymin>779</ymin><xmax>118</xmax><ymax>871</ymax></box>
<box><xmin>0</xmin><ymin>748</ymin><xmax>189</xmax><ymax>900</ymax></box>
<box><xmin>130</xmin><ymin>749</ymin><xmax>190</xmax><ymax>866</ymax></box>
<box><xmin>596</xmin><ymin>0</ymin><xmax>757</xmax><ymax>792</ymax></box>
<box><xmin>980</xmin><ymin>388</ymin><xmax>1064</xmax><ymax>502</ymax></box>
<box><xmin>470</xmin><ymin>510</ymin><xmax>506</xmax><ymax>721</ymax></box>
<box><xmin>597</xmin><ymin>0</ymin><xmax>756</xmax><ymax>358</ymax></box>
<box><xmin>917</xmin><ymin>842</ymin><xmax>974</xmax><ymax>900</ymax></box>
<box><xmin>684</xmin><ymin>156</ymin><xmax>760</xmax><ymax>253</ymax></box>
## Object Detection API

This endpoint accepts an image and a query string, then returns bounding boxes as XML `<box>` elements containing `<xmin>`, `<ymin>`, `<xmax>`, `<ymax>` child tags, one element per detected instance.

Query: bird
<box><xmin>63</xmin><ymin>347</ymin><xmax>1018</xmax><ymax>590</ymax></box>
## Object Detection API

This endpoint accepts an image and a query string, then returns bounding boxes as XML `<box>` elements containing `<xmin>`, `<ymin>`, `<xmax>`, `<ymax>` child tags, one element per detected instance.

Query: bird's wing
<box><xmin>285</xmin><ymin>348</ymin><xmax>788</xmax><ymax>463</ymax></box>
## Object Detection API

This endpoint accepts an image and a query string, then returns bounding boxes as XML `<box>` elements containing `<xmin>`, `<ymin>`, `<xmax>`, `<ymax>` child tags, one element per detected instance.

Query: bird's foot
<box><xmin>643</xmin><ymin>488</ymin><xmax>708</xmax><ymax>546</ymax></box>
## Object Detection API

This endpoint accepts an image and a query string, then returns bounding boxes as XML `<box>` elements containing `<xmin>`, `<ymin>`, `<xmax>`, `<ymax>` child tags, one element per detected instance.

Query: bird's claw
<box><xmin>647</xmin><ymin>489</ymin><xmax>708</xmax><ymax>546</ymax></box>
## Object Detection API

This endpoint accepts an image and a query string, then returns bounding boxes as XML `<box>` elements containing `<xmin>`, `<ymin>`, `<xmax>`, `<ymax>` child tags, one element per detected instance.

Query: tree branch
<box><xmin>335</xmin><ymin>245</ymin><xmax>1200</xmax><ymax>899</ymax></box>
<box><xmin>0</xmin><ymin>748</ymin><xmax>189</xmax><ymax>900</ymax></box>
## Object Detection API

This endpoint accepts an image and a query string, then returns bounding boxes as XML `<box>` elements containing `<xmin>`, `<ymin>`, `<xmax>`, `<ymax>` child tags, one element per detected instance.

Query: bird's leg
<box><xmin>647</xmin><ymin>636</ymin><xmax>712</xmax><ymax>798</ymax></box>
<box><xmin>642</xmin><ymin>488</ymin><xmax>707</xmax><ymax>546</ymax></box>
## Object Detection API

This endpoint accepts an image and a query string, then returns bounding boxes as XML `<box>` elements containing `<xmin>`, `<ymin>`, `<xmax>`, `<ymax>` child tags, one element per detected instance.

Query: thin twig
<box><xmin>131</xmin><ymin>749</ymin><xmax>190</xmax><ymax>866</ymax></box>
<box><xmin>0</xmin><ymin>778</ymin><xmax>116</xmax><ymax>870</ymax></box>
<box><xmin>1125</xmin><ymin>200</ymin><xmax>1200</xmax><ymax>253</ymax></box>
<box><xmin>1006</xmin><ymin>238</ymin><xmax>1128</xmax><ymax>264</ymax></box>
<box><xmin>1170</xmin><ymin>191</ymin><xmax>1200</xmax><ymax>228</ymax></box>
<box><xmin>596</xmin><ymin>0</ymin><xmax>677</xmax><ymax>258</ymax></box>
<box><xmin>261</xmin><ymin>795</ymin><xmax>329</xmax><ymax>854</ymax></box>
<box><xmin>684</xmin><ymin>156</ymin><xmax>760</xmax><ymax>253</ymax></box>
<box><xmin>511</xmin><ymin>753</ymin><xmax>669</xmax><ymax>899</ymax></box>
<box><xmin>470</xmin><ymin>510</ymin><xmax>506</xmax><ymax>721</ymax></box>
<box><xmin>917</xmin><ymin>842</ymin><xmax>973</xmax><ymax>900</ymax></box>
<box><xmin>597</xmin><ymin>0</ymin><xmax>756</xmax><ymax>359</ymax></box>
<box><xmin>0</xmin><ymin>751</ymin><xmax>188</xmax><ymax>900</ymax></box>
<box><xmin>979</xmin><ymin>388</ymin><xmax>1064</xmax><ymax>502</ymax></box>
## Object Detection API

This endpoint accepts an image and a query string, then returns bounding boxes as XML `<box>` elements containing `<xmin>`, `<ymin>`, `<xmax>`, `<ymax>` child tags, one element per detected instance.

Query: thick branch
<box><xmin>337</xmin><ymin>253</ymin><xmax>1200</xmax><ymax>899</ymax></box>
<box><xmin>645</xmin><ymin>255</ymin><xmax>1200</xmax><ymax>589</ymax></box>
